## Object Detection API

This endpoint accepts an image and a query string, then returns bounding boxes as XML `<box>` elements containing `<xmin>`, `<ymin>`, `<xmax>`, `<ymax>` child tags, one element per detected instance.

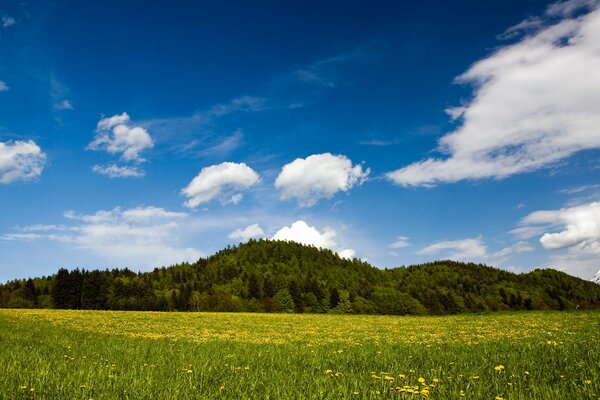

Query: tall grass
<box><xmin>0</xmin><ymin>309</ymin><xmax>597</xmax><ymax>399</ymax></box>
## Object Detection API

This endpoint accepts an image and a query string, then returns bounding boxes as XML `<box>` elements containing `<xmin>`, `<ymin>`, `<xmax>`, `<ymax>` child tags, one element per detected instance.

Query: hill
<box><xmin>1</xmin><ymin>239</ymin><xmax>599</xmax><ymax>314</ymax></box>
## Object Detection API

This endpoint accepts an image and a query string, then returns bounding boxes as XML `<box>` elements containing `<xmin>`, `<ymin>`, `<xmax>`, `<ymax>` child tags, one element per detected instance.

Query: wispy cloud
<box><xmin>2</xmin><ymin>15</ymin><xmax>15</xmax><ymax>28</ymax></box>
<box><xmin>359</xmin><ymin>139</ymin><xmax>399</xmax><ymax>146</ymax></box>
<box><xmin>53</xmin><ymin>99</ymin><xmax>73</xmax><ymax>111</ymax></box>
<box><xmin>390</xmin><ymin>236</ymin><xmax>410</xmax><ymax>249</ymax></box>
<box><xmin>1</xmin><ymin>206</ymin><xmax>203</xmax><ymax>270</ymax></box>
<box><xmin>0</xmin><ymin>81</ymin><xmax>9</xmax><ymax>92</ymax></box>
<box><xmin>49</xmin><ymin>76</ymin><xmax>74</xmax><ymax>112</ymax></box>
<box><xmin>415</xmin><ymin>235</ymin><xmax>533</xmax><ymax>266</ymax></box>
<box><xmin>174</xmin><ymin>130</ymin><xmax>245</xmax><ymax>159</ymax></box>
<box><xmin>92</xmin><ymin>164</ymin><xmax>145</xmax><ymax>179</ymax></box>
<box><xmin>142</xmin><ymin>96</ymin><xmax>265</xmax><ymax>141</ymax></box>
<box><xmin>417</xmin><ymin>237</ymin><xmax>488</xmax><ymax>261</ymax></box>
<box><xmin>492</xmin><ymin>241</ymin><xmax>534</xmax><ymax>262</ymax></box>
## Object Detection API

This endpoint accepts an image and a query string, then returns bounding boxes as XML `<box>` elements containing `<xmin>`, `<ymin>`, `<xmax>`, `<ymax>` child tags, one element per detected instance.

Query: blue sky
<box><xmin>1</xmin><ymin>0</ymin><xmax>600</xmax><ymax>282</ymax></box>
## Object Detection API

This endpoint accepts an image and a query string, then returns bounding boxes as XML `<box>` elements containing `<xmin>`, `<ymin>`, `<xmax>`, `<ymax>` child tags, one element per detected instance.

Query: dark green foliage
<box><xmin>272</xmin><ymin>289</ymin><xmax>295</xmax><ymax>313</ymax></box>
<box><xmin>1</xmin><ymin>239</ymin><xmax>599</xmax><ymax>314</ymax></box>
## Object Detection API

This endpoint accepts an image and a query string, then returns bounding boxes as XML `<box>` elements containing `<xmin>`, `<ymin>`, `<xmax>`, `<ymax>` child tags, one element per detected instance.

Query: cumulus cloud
<box><xmin>228</xmin><ymin>223</ymin><xmax>265</xmax><ymax>241</ymax></box>
<box><xmin>1</xmin><ymin>206</ymin><xmax>202</xmax><ymax>269</ymax></box>
<box><xmin>272</xmin><ymin>220</ymin><xmax>355</xmax><ymax>259</ymax></box>
<box><xmin>515</xmin><ymin>201</ymin><xmax>600</xmax><ymax>278</ymax></box>
<box><xmin>518</xmin><ymin>202</ymin><xmax>600</xmax><ymax>250</ymax></box>
<box><xmin>0</xmin><ymin>81</ymin><xmax>8</xmax><ymax>92</ymax></box>
<box><xmin>92</xmin><ymin>164</ymin><xmax>145</xmax><ymax>178</ymax></box>
<box><xmin>0</xmin><ymin>140</ymin><xmax>47</xmax><ymax>184</ymax></box>
<box><xmin>182</xmin><ymin>162</ymin><xmax>260</xmax><ymax>208</ymax></box>
<box><xmin>388</xmin><ymin>1</ymin><xmax>600</xmax><ymax>187</ymax></box>
<box><xmin>275</xmin><ymin>153</ymin><xmax>370</xmax><ymax>207</ymax></box>
<box><xmin>88</xmin><ymin>113</ymin><xmax>153</xmax><ymax>162</ymax></box>
<box><xmin>417</xmin><ymin>237</ymin><xmax>488</xmax><ymax>261</ymax></box>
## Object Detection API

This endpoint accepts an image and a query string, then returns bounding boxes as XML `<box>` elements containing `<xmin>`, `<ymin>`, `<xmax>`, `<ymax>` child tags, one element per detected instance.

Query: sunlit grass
<box><xmin>0</xmin><ymin>309</ymin><xmax>598</xmax><ymax>399</ymax></box>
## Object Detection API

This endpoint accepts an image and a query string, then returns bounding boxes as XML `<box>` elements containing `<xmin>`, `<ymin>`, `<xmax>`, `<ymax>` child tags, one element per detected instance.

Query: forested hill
<box><xmin>1</xmin><ymin>239</ymin><xmax>599</xmax><ymax>314</ymax></box>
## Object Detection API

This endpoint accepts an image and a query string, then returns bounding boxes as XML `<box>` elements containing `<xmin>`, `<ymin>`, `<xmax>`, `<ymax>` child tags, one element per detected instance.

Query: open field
<box><xmin>0</xmin><ymin>310</ymin><xmax>598</xmax><ymax>399</ymax></box>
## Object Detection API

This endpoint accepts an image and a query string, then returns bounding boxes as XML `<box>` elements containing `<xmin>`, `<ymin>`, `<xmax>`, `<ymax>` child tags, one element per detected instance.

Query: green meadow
<box><xmin>0</xmin><ymin>309</ymin><xmax>598</xmax><ymax>399</ymax></box>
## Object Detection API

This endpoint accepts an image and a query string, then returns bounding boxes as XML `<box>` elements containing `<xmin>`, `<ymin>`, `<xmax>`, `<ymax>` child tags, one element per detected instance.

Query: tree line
<box><xmin>1</xmin><ymin>239</ymin><xmax>599</xmax><ymax>314</ymax></box>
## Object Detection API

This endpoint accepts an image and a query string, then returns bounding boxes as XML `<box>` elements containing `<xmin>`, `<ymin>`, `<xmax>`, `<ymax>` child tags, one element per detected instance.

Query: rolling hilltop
<box><xmin>1</xmin><ymin>239</ymin><xmax>599</xmax><ymax>314</ymax></box>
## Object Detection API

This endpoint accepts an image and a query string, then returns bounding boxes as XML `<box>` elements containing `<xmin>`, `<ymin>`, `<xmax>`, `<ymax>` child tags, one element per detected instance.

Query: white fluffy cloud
<box><xmin>92</xmin><ymin>164</ymin><xmax>145</xmax><ymax>178</ymax></box>
<box><xmin>0</xmin><ymin>140</ymin><xmax>47</xmax><ymax>184</ymax></box>
<box><xmin>228</xmin><ymin>223</ymin><xmax>265</xmax><ymax>241</ymax></box>
<box><xmin>518</xmin><ymin>202</ymin><xmax>600</xmax><ymax>250</ymax></box>
<box><xmin>516</xmin><ymin>201</ymin><xmax>600</xmax><ymax>278</ymax></box>
<box><xmin>272</xmin><ymin>220</ymin><xmax>356</xmax><ymax>259</ymax></box>
<box><xmin>182</xmin><ymin>162</ymin><xmax>260</xmax><ymax>208</ymax></box>
<box><xmin>1</xmin><ymin>206</ymin><xmax>202</xmax><ymax>269</ymax></box>
<box><xmin>0</xmin><ymin>81</ymin><xmax>8</xmax><ymax>92</ymax></box>
<box><xmin>275</xmin><ymin>153</ymin><xmax>369</xmax><ymax>207</ymax></box>
<box><xmin>388</xmin><ymin>1</ymin><xmax>600</xmax><ymax>186</ymax></box>
<box><xmin>88</xmin><ymin>113</ymin><xmax>154</xmax><ymax>162</ymax></box>
<box><xmin>417</xmin><ymin>237</ymin><xmax>488</xmax><ymax>261</ymax></box>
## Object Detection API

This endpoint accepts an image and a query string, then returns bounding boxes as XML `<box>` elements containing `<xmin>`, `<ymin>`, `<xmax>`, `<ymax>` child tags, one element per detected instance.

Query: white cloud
<box><xmin>518</xmin><ymin>202</ymin><xmax>600</xmax><ymax>250</ymax></box>
<box><xmin>0</xmin><ymin>140</ymin><xmax>47</xmax><ymax>184</ymax></box>
<box><xmin>1</xmin><ymin>206</ymin><xmax>202</xmax><ymax>269</ymax></box>
<box><xmin>387</xmin><ymin>1</ymin><xmax>600</xmax><ymax>187</ymax></box>
<box><xmin>88</xmin><ymin>112</ymin><xmax>153</xmax><ymax>162</ymax></box>
<box><xmin>2</xmin><ymin>16</ymin><xmax>15</xmax><ymax>27</ymax></box>
<box><xmin>560</xmin><ymin>184</ymin><xmax>600</xmax><ymax>194</ymax></box>
<box><xmin>54</xmin><ymin>99</ymin><xmax>74</xmax><ymax>111</ymax></box>
<box><xmin>275</xmin><ymin>153</ymin><xmax>370</xmax><ymax>207</ymax></box>
<box><xmin>228</xmin><ymin>223</ymin><xmax>265</xmax><ymax>241</ymax></box>
<box><xmin>92</xmin><ymin>164</ymin><xmax>145</xmax><ymax>178</ymax></box>
<box><xmin>0</xmin><ymin>81</ymin><xmax>8</xmax><ymax>92</ymax></box>
<box><xmin>390</xmin><ymin>236</ymin><xmax>410</xmax><ymax>249</ymax></box>
<box><xmin>337</xmin><ymin>248</ymin><xmax>357</xmax><ymax>259</ymax></box>
<box><xmin>417</xmin><ymin>237</ymin><xmax>488</xmax><ymax>261</ymax></box>
<box><xmin>516</xmin><ymin>201</ymin><xmax>600</xmax><ymax>278</ymax></box>
<box><xmin>182</xmin><ymin>162</ymin><xmax>260</xmax><ymax>208</ymax></box>
<box><xmin>492</xmin><ymin>241</ymin><xmax>534</xmax><ymax>260</ymax></box>
<box><xmin>272</xmin><ymin>220</ymin><xmax>355</xmax><ymax>259</ymax></box>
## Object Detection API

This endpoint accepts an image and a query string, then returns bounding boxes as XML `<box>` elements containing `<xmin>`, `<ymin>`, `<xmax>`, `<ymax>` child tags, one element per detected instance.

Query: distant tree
<box><xmin>332</xmin><ymin>290</ymin><xmax>352</xmax><ymax>314</ymax></box>
<box><xmin>247</xmin><ymin>273</ymin><xmax>262</xmax><ymax>299</ymax></box>
<box><xmin>272</xmin><ymin>289</ymin><xmax>295</xmax><ymax>313</ymax></box>
<box><xmin>329</xmin><ymin>288</ymin><xmax>340</xmax><ymax>309</ymax></box>
<box><xmin>288</xmin><ymin>280</ymin><xmax>303</xmax><ymax>312</ymax></box>
<box><xmin>22</xmin><ymin>279</ymin><xmax>37</xmax><ymax>304</ymax></box>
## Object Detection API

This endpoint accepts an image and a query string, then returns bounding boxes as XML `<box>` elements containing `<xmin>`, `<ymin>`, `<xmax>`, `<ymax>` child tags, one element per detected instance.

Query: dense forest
<box><xmin>1</xmin><ymin>239</ymin><xmax>599</xmax><ymax>314</ymax></box>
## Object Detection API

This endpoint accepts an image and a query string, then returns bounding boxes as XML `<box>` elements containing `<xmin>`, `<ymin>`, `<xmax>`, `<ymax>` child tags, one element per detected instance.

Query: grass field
<box><xmin>0</xmin><ymin>310</ymin><xmax>598</xmax><ymax>399</ymax></box>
